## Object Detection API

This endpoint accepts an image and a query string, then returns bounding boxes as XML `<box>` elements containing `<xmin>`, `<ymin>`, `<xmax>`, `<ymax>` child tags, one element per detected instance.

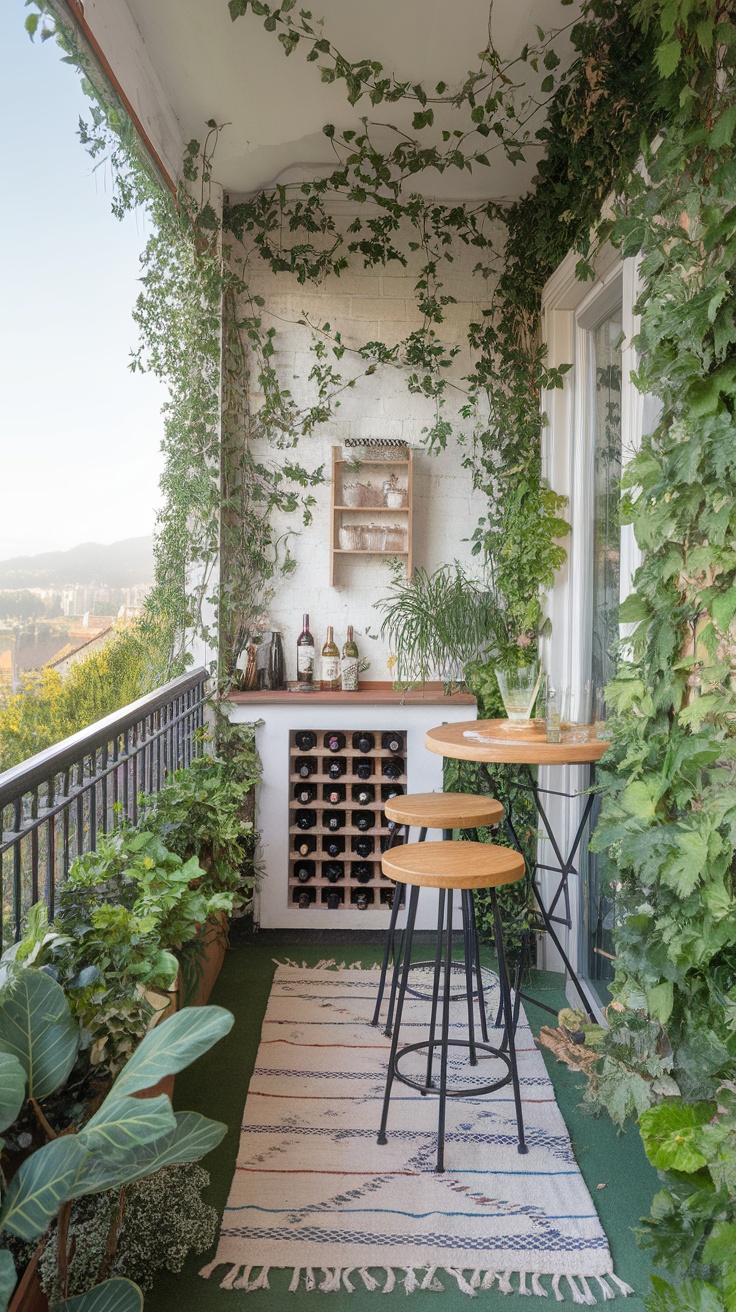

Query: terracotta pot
<box><xmin>177</xmin><ymin>912</ymin><xmax>229</xmax><ymax>1009</ymax></box>
<box><xmin>9</xmin><ymin>1237</ymin><xmax>48</xmax><ymax>1312</ymax></box>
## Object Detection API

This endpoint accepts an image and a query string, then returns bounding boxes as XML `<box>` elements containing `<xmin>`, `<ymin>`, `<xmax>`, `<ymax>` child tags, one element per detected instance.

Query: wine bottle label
<box><xmin>341</xmin><ymin>657</ymin><xmax>359</xmax><ymax>691</ymax></box>
<box><xmin>322</xmin><ymin>656</ymin><xmax>340</xmax><ymax>684</ymax></box>
<box><xmin>297</xmin><ymin>645</ymin><xmax>315</xmax><ymax>674</ymax></box>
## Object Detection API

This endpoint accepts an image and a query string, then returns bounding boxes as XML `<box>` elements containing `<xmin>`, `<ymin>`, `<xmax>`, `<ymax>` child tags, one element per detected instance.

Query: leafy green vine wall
<box><xmin>25</xmin><ymin>1</ymin><xmax>736</xmax><ymax>1306</ymax></box>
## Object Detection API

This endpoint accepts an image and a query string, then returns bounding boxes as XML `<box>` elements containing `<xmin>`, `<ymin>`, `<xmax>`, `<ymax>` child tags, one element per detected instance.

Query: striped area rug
<box><xmin>201</xmin><ymin>963</ymin><xmax>631</xmax><ymax>1301</ymax></box>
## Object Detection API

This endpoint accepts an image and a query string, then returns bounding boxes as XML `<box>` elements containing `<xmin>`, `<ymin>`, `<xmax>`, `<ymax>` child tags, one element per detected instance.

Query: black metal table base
<box><xmin>480</xmin><ymin>761</ymin><xmax>599</xmax><ymax>1026</ymax></box>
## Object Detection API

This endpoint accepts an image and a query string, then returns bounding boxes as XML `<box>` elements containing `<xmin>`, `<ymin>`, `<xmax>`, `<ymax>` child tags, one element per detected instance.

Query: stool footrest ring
<box><xmin>393</xmin><ymin>1039</ymin><xmax>512</xmax><ymax>1098</ymax></box>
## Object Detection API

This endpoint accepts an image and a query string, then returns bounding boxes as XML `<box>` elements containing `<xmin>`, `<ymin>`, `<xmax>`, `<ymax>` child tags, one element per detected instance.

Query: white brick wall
<box><xmin>226</xmin><ymin>217</ymin><xmax>501</xmax><ymax>681</ymax></box>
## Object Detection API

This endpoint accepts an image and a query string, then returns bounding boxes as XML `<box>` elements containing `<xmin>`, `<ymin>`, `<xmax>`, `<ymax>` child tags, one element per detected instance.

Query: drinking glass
<box><xmin>593</xmin><ymin>687</ymin><xmax>610</xmax><ymax>740</ymax></box>
<box><xmin>561</xmin><ymin>683</ymin><xmax>592</xmax><ymax>742</ymax></box>
<box><xmin>496</xmin><ymin>662</ymin><xmax>543</xmax><ymax>724</ymax></box>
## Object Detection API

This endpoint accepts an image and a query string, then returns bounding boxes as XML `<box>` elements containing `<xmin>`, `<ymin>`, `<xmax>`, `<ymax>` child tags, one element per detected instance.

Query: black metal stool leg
<box><xmin>372</xmin><ymin>882</ymin><xmax>403</xmax><ymax>1027</ymax></box>
<box><xmin>461</xmin><ymin>890</ymin><xmax>478</xmax><ymax>1066</ymax></box>
<box><xmin>470</xmin><ymin>892</ymin><xmax>489</xmax><ymax>1042</ymax></box>
<box><xmin>377</xmin><ymin>885</ymin><xmax>420</xmax><ymax>1146</ymax></box>
<box><xmin>383</xmin><ymin>826</ymin><xmax>427</xmax><ymax>1036</ymax></box>
<box><xmin>423</xmin><ymin>887</ymin><xmax>446</xmax><ymax>1093</ymax></box>
<box><xmin>491</xmin><ymin>888</ymin><xmax>527</xmax><ymax>1155</ymax></box>
<box><xmin>435</xmin><ymin>887</ymin><xmax>454</xmax><ymax>1173</ymax></box>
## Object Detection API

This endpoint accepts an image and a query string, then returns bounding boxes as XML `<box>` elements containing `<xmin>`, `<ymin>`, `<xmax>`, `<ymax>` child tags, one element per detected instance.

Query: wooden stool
<box><xmin>377</xmin><ymin>840</ymin><xmax>527</xmax><ymax>1173</ymax></box>
<box><xmin>372</xmin><ymin>793</ymin><xmax>503</xmax><ymax>1035</ymax></box>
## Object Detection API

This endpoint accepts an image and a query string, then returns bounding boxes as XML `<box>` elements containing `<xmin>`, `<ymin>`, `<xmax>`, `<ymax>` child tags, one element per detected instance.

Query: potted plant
<box><xmin>0</xmin><ymin>963</ymin><xmax>233</xmax><ymax>1312</ymax></box>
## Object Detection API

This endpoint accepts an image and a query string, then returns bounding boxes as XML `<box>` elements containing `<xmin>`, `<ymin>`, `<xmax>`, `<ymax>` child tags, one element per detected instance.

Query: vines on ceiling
<box><xmin>26</xmin><ymin>2</ymin><xmax>736</xmax><ymax>1303</ymax></box>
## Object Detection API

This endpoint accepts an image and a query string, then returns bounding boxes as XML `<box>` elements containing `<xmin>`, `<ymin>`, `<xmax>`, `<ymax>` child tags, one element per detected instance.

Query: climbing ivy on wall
<box><xmin>580</xmin><ymin>6</ymin><xmax>736</xmax><ymax>1310</ymax></box>
<box><xmin>25</xmin><ymin>4</ymin><xmax>736</xmax><ymax>1305</ymax></box>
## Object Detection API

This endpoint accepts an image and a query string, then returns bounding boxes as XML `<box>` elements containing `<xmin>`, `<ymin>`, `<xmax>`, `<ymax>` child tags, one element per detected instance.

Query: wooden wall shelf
<box><xmin>330</xmin><ymin>446</ymin><xmax>413</xmax><ymax>584</ymax></box>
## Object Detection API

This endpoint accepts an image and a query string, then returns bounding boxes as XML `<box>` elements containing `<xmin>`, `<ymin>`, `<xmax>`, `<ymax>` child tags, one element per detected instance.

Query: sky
<box><xmin>0</xmin><ymin>1</ymin><xmax>167</xmax><ymax>560</ymax></box>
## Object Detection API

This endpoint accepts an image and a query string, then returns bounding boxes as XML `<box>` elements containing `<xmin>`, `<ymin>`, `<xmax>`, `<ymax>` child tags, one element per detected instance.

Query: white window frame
<box><xmin>536</xmin><ymin>246</ymin><xmax>643</xmax><ymax>997</ymax></box>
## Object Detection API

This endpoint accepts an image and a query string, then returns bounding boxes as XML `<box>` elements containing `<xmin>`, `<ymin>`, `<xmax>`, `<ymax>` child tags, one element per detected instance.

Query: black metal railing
<box><xmin>0</xmin><ymin>669</ymin><xmax>209</xmax><ymax>945</ymax></box>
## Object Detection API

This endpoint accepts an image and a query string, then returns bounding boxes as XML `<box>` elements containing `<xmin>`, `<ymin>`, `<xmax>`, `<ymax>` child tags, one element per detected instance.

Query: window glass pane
<box><xmin>584</xmin><ymin>306</ymin><xmax>622</xmax><ymax>995</ymax></box>
<box><xmin>591</xmin><ymin>310</ymin><xmax>623</xmax><ymax>694</ymax></box>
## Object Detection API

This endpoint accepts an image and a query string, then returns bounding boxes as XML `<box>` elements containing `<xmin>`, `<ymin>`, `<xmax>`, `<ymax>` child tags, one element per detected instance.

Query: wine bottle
<box><xmin>295</xmin><ymin>860</ymin><xmax>315</xmax><ymax>883</ymax></box>
<box><xmin>352</xmin><ymin>783</ymin><xmax>375</xmax><ymax>806</ymax></box>
<box><xmin>324</xmin><ymin>731</ymin><xmax>346</xmax><ymax>752</ymax></box>
<box><xmin>381</xmin><ymin>731</ymin><xmax>403</xmax><ymax>753</ymax></box>
<box><xmin>321</xmin><ymin>627</ymin><xmax>340</xmax><ymax>692</ymax></box>
<box><xmin>380</xmin><ymin>834</ymin><xmax>399</xmax><ymax>853</ymax></box>
<box><xmin>341</xmin><ymin>625</ymin><xmax>360</xmax><ymax>692</ymax></box>
<box><xmin>324</xmin><ymin>809</ymin><xmax>345</xmax><ymax>832</ymax></box>
<box><xmin>294</xmin><ymin>887</ymin><xmax>316</xmax><ymax>908</ymax></box>
<box><xmin>326</xmin><ymin>756</ymin><xmax>347</xmax><ymax>780</ymax></box>
<box><xmin>323</xmin><ymin>835</ymin><xmax>345</xmax><ymax>857</ymax></box>
<box><xmin>295</xmin><ymin>756</ymin><xmax>317</xmax><ymax>778</ymax></box>
<box><xmin>353</xmin><ymin>731</ymin><xmax>375</xmax><ymax>753</ymax></box>
<box><xmin>268</xmin><ymin>631</ymin><xmax>286</xmax><ymax>690</ymax></box>
<box><xmin>296</xmin><ymin>613</ymin><xmax>315</xmax><ymax>686</ymax></box>
<box><xmin>352</xmin><ymin>862</ymin><xmax>372</xmax><ymax>884</ymax></box>
<box><xmin>352</xmin><ymin>835</ymin><xmax>374</xmax><ymax>857</ymax></box>
<box><xmin>324</xmin><ymin>888</ymin><xmax>344</xmax><ymax>909</ymax></box>
<box><xmin>354</xmin><ymin>810</ymin><xmax>375</xmax><ymax>831</ymax></box>
<box><xmin>295</xmin><ymin>783</ymin><xmax>317</xmax><ymax>804</ymax></box>
<box><xmin>323</xmin><ymin>861</ymin><xmax>344</xmax><ymax>883</ymax></box>
<box><xmin>353</xmin><ymin>888</ymin><xmax>374</xmax><ymax>909</ymax></box>
<box><xmin>381</xmin><ymin>784</ymin><xmax>404</xmax><ymax>803</ymax></box>
<box><xmin>355</xmin><ymin>759</ymin><xmax>373</xmax><ymax>780</ymax></box>
<box><xmin>381</xmin><ymin>887</ymin><xmax>395</xmax><ymax>909</ymax></box>
<box><xmin>324</xmin><ymin>783</ymin><xmax>346</xmax><ymax>805</ymax></box>
<box><xmin>382</xmin><ymin>756</ymin><xmax>405</xmax><ymax>780</ymax></box>
<box><xmin>296</xmin><ymin>835</ymin><xmax>317</xmax><ymax>857</ymax></box>
<box><xmin>294</xmin><ymin>730</ymin><xmax>317</xmax><ymax>751</ymax></box>
<box><xmin>295</xmin><ymin>809</ymin><xmax>317</xmax><ymax>830</ymax></box>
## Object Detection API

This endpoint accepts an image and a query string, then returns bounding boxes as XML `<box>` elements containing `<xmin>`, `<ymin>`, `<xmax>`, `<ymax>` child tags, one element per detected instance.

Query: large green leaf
<box><xmin>52</xmin><ymin>1278</ymin><xmax>143</xmax><ymax>1312</ymax></box>
<box><xmin>111</xmin><ymin>1005</ymin><xmax>233</xmax><ymax>1097</ymax></box>
<box><xmin>646</xmin><ymin>1276</ymin><xmax>725</xmax><ymax>1312</ymax></box>
<box><xmin>0</xmin><ymin>1051</ymin><xmax>27</xmax><ymax>1132</ymax></box>
<box><xmin>78</xmin><ymin>1093</ymin><xmax>176</xmax><ymax>1157</ymax></box>
<box><xmin>639</xmin><ymin>1099</ymin><xmax>716</xmax><ymax>1173</ymax></box>
<box><xmin>73</xmin><ymin>1111</ymin><xmax>226</xmax><ymax>1196</ymax></box>
<box><xmin>121</xmin><ymin>1111</ymin><xmax>227</xmax><ymax>1176</ymax></box>
<box><xmin>0</xmin><ymin>1249</ymin><xmax>16</xmax><ymax>1312</ymax></box>
<box><xmin>0</xmin><ymin>1134</ymin><xmax>87</xmax><ymax>1239</ymax></box>
<box><xmin>0</xmin><ymin>971</ymin><xmax>78</xmax><ymax>1100</ymax></box>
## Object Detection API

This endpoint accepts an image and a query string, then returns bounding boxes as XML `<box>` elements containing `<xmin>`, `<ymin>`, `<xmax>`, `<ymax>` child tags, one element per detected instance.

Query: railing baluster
<box><xmin>0</xmin><ymin>671</ymin><xmax>207</xmax><ymax>940</ymax></box>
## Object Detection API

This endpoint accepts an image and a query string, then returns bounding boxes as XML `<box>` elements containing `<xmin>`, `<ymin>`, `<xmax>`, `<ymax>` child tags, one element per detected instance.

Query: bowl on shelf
<box><xmin>363</xmin><ymin>523</ymin><xmax>387</xmax><ymax>551</ymax></box>
<box><xmin>384</xmin><ymin>524</ymin><xmax>407</xmax><ymax>551</ymax></box>
<box><xmin>339</xmin><ymin>523</ymin><xmax>364</xmax><ymax>550</ymax></box>
<box><xmin>343</xmin><ymin>438</ymin><xmax>408</xmax><ymax>462</ymax></box>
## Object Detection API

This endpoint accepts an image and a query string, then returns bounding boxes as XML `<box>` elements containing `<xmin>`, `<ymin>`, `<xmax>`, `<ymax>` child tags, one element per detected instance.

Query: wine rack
<box><xmin>288</xmin><ymin>728</ymin><xmax>407</xmax><ymax>912</ymax></box>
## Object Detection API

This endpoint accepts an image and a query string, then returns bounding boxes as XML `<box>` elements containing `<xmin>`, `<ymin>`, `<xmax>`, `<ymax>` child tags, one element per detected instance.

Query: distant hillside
<box><xmin>0</xmin><ymin>537</ymin><xmax>155</xmax><ymax>589</ymax></box>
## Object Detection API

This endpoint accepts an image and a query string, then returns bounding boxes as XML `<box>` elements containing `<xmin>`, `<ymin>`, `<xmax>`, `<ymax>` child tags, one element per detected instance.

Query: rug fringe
<box><xmin>201</xmin><ymin>1262</ymin><xmax>633</xmax><ymax>1300</ymax></box>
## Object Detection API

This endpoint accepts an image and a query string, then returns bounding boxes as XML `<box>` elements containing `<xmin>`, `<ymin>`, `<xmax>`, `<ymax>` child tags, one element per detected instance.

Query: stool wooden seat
<box><xmin>382</xmin><ymin>840</ymin><xmax>524</xmax><ymax>890</ymax></box>
<box><xmin>384</xmin><ymin>791</ymin><xmax>503</xmax><ymax>830</ymax></box>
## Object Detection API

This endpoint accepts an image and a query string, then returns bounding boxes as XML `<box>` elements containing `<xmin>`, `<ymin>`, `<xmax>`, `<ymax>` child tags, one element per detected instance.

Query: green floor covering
<box><xmin>150</xmin><ymin>932</ymin><xmax>661</xmax><ymax>1312</ymax></box>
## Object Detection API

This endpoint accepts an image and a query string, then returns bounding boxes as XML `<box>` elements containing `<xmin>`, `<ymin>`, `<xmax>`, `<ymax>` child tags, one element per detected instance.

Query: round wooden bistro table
<box><xmin>425</xmin><ymin>718</ymin><xmax>610</xmax><ymax>1025</ymax></box>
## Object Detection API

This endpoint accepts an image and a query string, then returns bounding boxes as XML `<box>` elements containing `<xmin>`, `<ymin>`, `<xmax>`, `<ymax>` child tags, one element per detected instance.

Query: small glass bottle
<box><xmin>321</xmin><ymin>626</ymin><xmax>341</xmax><ymax>691</ymax></box>
<box><xmin>545</xmin><ymin>683</ymin><xmax>561</xmax><ymax>744</ymax></box>
<box><xmin>297</xmin><ymin>613</ymin><xmax>315</xmax><ymax>686</ymax></box>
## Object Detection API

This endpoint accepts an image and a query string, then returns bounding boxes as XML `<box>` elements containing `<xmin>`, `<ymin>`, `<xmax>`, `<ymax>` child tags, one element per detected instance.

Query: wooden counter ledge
<box><xmin>225</xmin><ymin>680</ymin><xmax>476</xmax><ymax>707</ymax></box>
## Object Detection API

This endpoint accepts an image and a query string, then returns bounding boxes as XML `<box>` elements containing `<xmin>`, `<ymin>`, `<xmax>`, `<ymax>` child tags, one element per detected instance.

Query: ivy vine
<box><xmin>25</xmin><ymin>3</ymin><xmax>736</xmax><ymax>1307</ymax></box>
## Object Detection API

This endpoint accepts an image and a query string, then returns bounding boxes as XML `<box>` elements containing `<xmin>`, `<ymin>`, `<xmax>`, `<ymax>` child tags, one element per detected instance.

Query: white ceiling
<box><xmin>91</xmin><ymin>0</ymin><xmax>583</xmax><ymax>201</ymax></box>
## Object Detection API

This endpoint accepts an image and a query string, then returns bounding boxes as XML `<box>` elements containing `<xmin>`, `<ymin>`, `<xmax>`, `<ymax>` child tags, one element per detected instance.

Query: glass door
<box><xmin>581</xmin><ymin>302</ymin><xmax>623</xmax><ymax>999</ymax></box>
